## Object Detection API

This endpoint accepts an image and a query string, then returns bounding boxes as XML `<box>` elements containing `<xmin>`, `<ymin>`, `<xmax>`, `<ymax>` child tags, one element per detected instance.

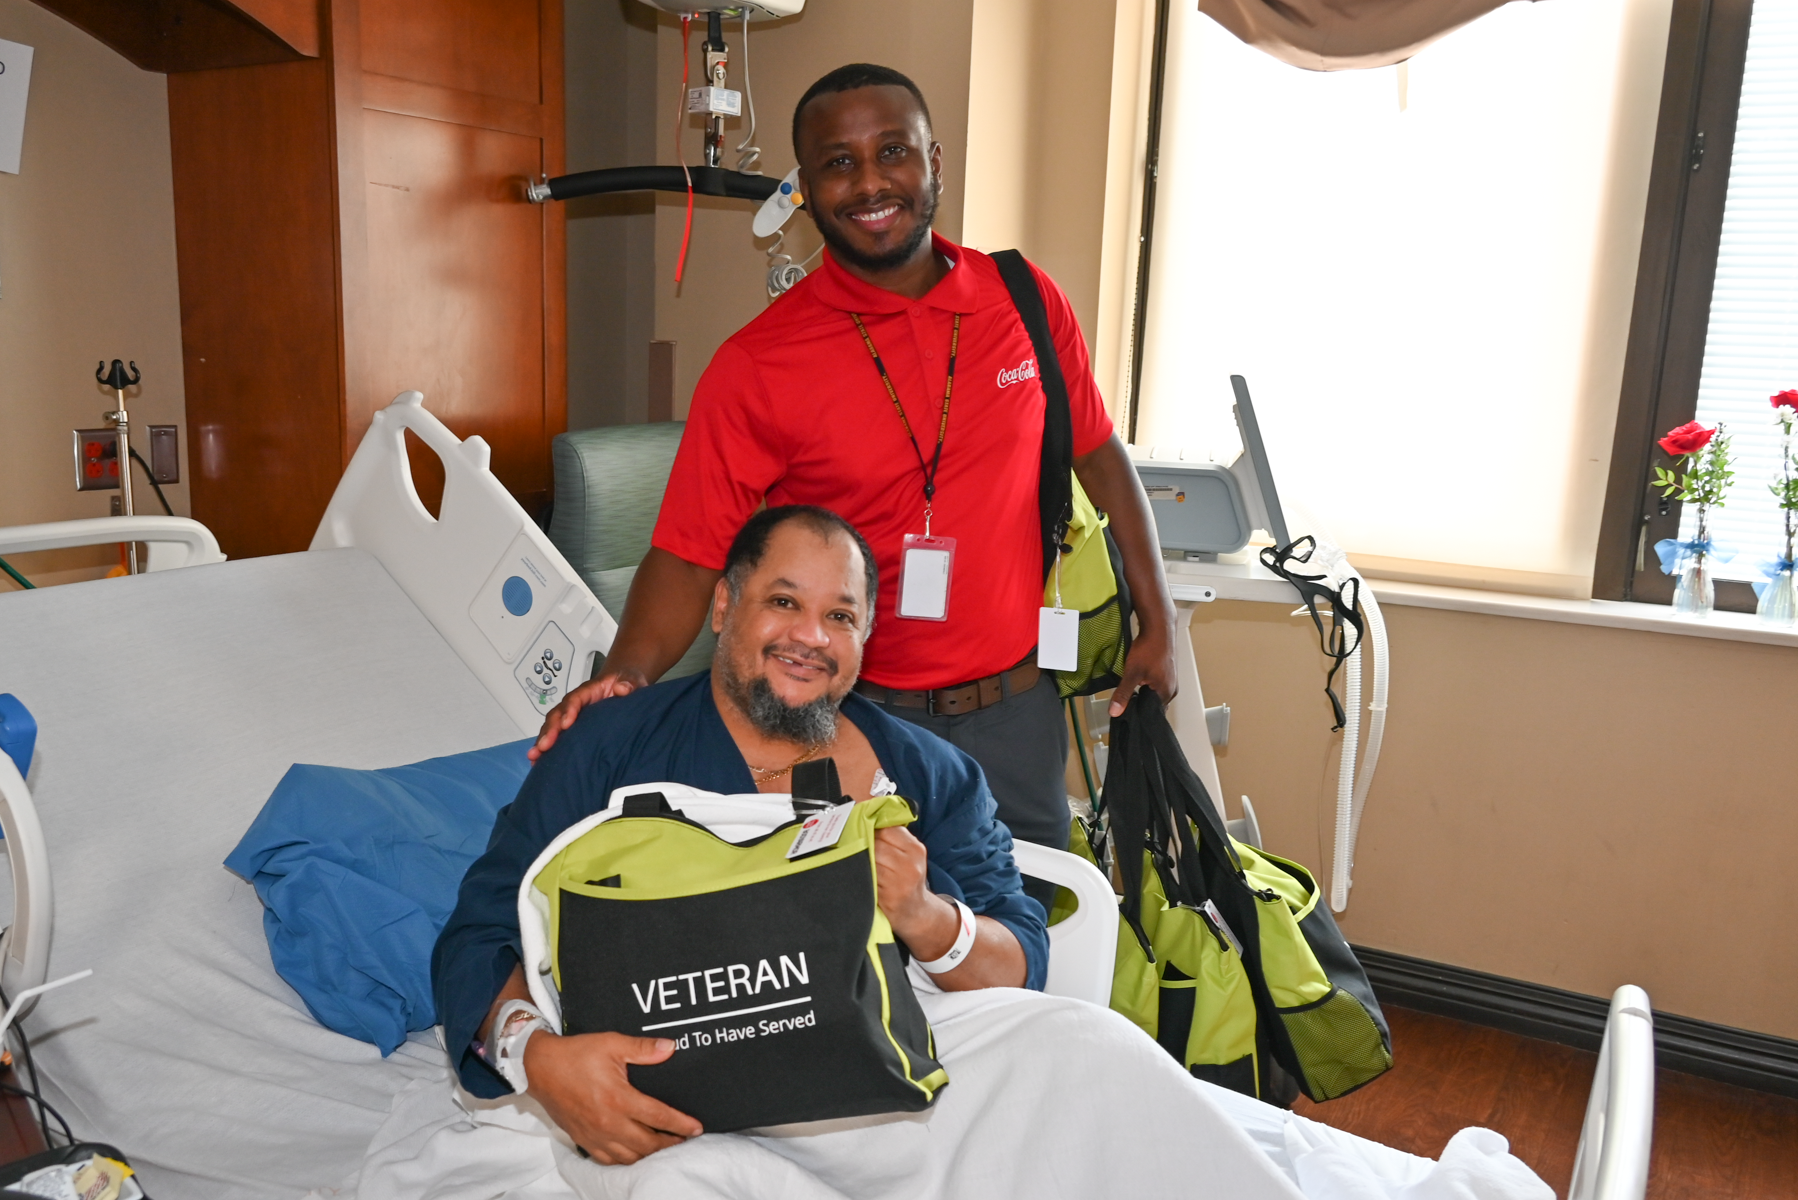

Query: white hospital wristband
<box><xmin>916</xmin><ymin>897</ymin><xmax>978</xmax><ymax>975</ymax></box>
<box><xmin>492</xmin><ymin>999</ymin><xmax>554</xmax><ymax>1094</ymax></box>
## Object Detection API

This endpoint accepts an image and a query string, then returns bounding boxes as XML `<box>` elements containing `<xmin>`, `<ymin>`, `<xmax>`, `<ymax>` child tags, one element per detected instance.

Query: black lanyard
<box><xmin>850</xmin><ymin>312</ymin><xmax>961</xmax><ymax>518</ymax></box>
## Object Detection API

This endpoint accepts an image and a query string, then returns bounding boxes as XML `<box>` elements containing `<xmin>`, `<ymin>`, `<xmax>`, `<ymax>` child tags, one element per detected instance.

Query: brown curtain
<box><xmin>1198</xmin><ymin>0</ymin><xmax>1534</xmax><ymax>71</ymax></box>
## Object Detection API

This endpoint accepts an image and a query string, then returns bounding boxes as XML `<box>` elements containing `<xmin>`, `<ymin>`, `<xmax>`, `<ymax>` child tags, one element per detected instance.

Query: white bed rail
<box><xmin>0</xmin><ymin>754</ymin><xmax>52</xmax><ymax>1000</ymax></box>
<box><xmin>312</xmin><ymin>392</ymin><xmax>618</xmax><ymax>736</ymax></box>
<box><xmin>1569</xmin><ymin>984</ymin><xmax>1656</xmax><ymax>1200</ymax></box>
<box><xmin>1011</xmin><ymin>841</ymin><xmax>1118</xmax><ymax>1007</ymax></box>
<box><xmin>0</xmin><ymin>516</ymin><xmax>224</xmax><ymax>574</ymax></box>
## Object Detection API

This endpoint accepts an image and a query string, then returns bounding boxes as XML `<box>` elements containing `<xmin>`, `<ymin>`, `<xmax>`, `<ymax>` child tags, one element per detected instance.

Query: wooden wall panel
<box><xmin>28</xmin><ymin>0</ymin><xmax>317</xmax><ymax>72</ymax></box>
<box><xmin>359</xmin><ymin>0</ymin><xmax>541</xmax><ymax>103</ymax></box>
<box><xmin>359</xmin><ymin>109</ymin><xmax>550</xmax><ymax>510</ymax></box>
<box><xmin>168</xmin><ymin>60</ymin><xmax>345</xmax><ymax>560</ymax></box>
<box><xmin>161</xmin><ymin>0</ymin><xmax>564</xmax><ymax>553</ymax></box>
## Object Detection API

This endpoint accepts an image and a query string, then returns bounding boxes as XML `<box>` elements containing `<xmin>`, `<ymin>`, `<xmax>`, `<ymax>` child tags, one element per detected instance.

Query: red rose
<box><xmin>1773</xmin><ymin>390</ymin><xmax>1798</xmax><ymax>411</ymax></box>
<box><xmin>1658</xmin><ymin>421</ymin><xmax>1716</xmax><ymax>457</ymax></box>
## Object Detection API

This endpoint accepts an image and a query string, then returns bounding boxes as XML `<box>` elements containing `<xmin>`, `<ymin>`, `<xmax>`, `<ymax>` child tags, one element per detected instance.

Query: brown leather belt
<box><xmin>854</xmin><ymin>659</ymin><xmax>1040</xmax><ymax>716</ymax></box>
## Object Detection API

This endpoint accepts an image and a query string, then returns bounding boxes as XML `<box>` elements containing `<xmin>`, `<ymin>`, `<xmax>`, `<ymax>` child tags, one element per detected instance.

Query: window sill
<box><xmin>1164</xmin><ymin>559</ymin><xmax>1798</xmax><ymax>649</ymax></box>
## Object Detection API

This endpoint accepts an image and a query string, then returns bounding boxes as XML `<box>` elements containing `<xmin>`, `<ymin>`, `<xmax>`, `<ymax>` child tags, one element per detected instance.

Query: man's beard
<box><xmin>812</xmin><ymin>181</ymin><xmax>938</xmax><ymax>274</ymax></box>
<box><xmin>720</xmin><ymin>648</ymin><xmax>843</xmax><ymax>746</ymax></box>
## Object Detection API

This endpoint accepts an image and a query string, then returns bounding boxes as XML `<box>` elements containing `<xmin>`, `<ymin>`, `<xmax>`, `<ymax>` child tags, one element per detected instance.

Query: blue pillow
<box><xmin>225</xmin><ymin>740</ymin><xmax>532</xmax><ymax>1054</ymax></box>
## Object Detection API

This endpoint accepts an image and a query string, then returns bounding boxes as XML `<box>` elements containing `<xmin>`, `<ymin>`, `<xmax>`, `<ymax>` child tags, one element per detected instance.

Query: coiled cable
<box><xmin>766</xmin><ymin>232</ymin><xmax>823</xmax><ymax>297</ymax></box>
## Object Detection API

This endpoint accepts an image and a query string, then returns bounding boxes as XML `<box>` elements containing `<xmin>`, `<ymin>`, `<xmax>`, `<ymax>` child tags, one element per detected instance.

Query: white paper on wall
<box><xmin>0</xmin><ymin>38</ymin><xmax>35</xmax><ymax>175</ymax></box>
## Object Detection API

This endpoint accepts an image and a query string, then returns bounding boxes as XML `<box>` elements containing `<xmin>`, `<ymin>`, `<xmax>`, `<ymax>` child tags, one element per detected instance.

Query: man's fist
<box><xmin>523</xmin><ymin>1030</ymin><xmax>702</xmax><ymax>1164</ymax></box>
<box><xmin>873</xmin><ymin>826</ymin><xmax>964</xmax><ymax>963</ymax></box>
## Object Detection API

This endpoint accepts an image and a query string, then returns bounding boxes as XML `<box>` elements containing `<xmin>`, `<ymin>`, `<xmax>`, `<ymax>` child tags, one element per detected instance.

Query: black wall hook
<box><xmin>96</xmin><ymin>360</ymin><xmax>141</xmax><ymax>391</ymax></box>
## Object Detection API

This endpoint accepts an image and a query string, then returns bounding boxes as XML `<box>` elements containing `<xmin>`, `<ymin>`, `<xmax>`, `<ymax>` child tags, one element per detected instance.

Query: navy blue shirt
<box><xmin>432</xmin><ymin>672</ymin><xmax>1049</xmax><ymax>1097</ymax></box>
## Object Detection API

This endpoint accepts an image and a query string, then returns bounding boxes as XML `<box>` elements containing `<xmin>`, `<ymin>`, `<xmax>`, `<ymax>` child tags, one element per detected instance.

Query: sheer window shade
<box><xmin>1680</xmin><ymin>2</ymin><xmax>1798</xmax><ymax>579</ymax></box>
<box><xmin>1133</xmin><ymin>0</ymin><xmax>1672</xmax><ymax>595</ymax></box>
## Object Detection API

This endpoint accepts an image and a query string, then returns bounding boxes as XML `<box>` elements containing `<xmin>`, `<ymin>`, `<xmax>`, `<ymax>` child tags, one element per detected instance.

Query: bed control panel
<box><xmin>514</xmin><ymin>621</ymin><xmax>576</xmax><ymax>714</ymax></box>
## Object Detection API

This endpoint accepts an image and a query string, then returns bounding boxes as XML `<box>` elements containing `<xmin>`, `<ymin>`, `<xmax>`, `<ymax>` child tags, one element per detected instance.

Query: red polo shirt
<box><xmin>652</xmin><ymin>234</ymin><xmax>1114</xmax><ymax>691</ymax></box>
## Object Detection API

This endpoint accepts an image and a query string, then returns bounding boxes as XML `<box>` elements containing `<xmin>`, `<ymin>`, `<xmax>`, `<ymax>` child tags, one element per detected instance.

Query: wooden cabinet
<box><xmin>39</xmin><ymin>0</ymin><xmax>566</xmax><ymax>558</ymax></box>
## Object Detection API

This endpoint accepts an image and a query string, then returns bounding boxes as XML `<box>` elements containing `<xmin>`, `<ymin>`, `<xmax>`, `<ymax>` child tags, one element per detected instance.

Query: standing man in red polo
<box><xmin>534</xmin><ymin>63</ymin><xmax>1176</xmax><ymax>896</ymax></box>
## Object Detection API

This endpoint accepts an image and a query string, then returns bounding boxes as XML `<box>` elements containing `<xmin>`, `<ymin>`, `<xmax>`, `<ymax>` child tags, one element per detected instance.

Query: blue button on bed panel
<box><xmin>501</xmin><ymin>576</ymin><xmax>533</xmax><ymax>616</ymax></box>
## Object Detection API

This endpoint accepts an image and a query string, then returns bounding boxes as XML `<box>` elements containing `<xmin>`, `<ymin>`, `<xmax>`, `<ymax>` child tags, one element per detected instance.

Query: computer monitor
<box><xmin>1228</xmin><ymin>375</ymin><xmax>1290</xmax><ymax>549</ymax></box>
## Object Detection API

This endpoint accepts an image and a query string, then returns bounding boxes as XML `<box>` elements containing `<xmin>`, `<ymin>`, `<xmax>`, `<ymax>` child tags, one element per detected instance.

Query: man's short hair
<box><xmin>791</xmin><ymin>64</ymin><xmax>933</xmax><ymax>156</ymax></box>
<box><xmin>723</xmin><ymin>506</ymin><xmax>879</xmax><ymax>619</ymax></box>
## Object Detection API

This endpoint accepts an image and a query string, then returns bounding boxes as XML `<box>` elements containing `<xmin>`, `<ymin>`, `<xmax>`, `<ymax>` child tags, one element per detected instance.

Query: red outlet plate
<box><xmin>73</xmin><ymin>429</ymin><xmax>120</xmax><ymax>492</ymax></box>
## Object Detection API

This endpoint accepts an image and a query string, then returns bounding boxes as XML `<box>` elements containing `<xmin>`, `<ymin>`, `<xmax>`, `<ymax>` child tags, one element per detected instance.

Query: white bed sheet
<box><xmin>331</xmin><ymin>984</ymin><xmax>1551</xmax><ymax>1200</ymax></box>
<box><xmin>0</xmin><ymin>549</ymin><xmax>523</xmax><ymax>1198</ymax></box>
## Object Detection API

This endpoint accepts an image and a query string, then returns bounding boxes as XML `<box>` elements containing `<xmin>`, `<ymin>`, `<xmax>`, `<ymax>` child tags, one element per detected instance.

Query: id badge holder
<box><xmin>897</xmin><ymin>534</ymin><xmax>956</xmax><ymax>621</ymax></box>
<box><xmin>1039</xmin><ymin>552</ymin><xmax>1079</xmax><ymax>670</ymax></box>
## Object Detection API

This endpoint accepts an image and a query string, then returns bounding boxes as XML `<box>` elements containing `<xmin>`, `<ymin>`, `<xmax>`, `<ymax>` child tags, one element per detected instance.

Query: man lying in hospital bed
<box><xmin>427</xmin><ymin>503</ymin><xmax>1552</xmax><ymax>1200</ymax></box>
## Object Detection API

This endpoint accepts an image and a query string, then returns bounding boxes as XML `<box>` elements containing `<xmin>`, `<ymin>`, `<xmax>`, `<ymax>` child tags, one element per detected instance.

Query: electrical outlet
<box><xmin>73</xmin><ymin>429</ymin><xmax>120</xmax><ymax>492</ymax></box>
<box><xmin>147</xmin><ymin>425</ymin><xmax>179</xmax><ymax>484</ymax></box>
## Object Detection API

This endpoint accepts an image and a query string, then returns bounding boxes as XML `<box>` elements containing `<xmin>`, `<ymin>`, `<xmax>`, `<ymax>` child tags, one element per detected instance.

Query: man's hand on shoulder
<box><xmin>522</xmin><ymin>1030</ymin><xmax>703</xmax><ymax>1163</ymax></box>
<box><xmin>530</xmin><ymin>670</ymin><xmax>648</xmax><ymax>761</ymax></box>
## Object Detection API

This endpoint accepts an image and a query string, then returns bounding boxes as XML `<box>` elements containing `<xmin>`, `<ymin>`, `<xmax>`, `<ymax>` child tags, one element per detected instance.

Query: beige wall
<box><xmin>961</xmin><ymin>0</ymin><xmax>1120</xmax><ymax>357</ymax></box>
<box><xmin>1190</xmin><ymin>599</ymin><xmax>1798</xmax><ymax>1040</ymax></box>
<box><xmin>650</xmin><ymin>1</ymin><xmax>975</xmax><ymax>416</ymax></box>
<box><xmin>0</xmin><ymin>0</ymin><xmax>188</xmax><ymax>588</ymax></box>
<box><xmin>565</xmin><ymin>0</ymin><xmax>659</xmax><ymax>430</ymax></box>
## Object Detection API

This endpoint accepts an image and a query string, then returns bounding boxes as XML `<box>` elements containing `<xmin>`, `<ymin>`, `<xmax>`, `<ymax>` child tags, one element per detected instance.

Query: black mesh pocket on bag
<box><xmin>1057</xmin><ymin>593</ymin><xmax>1130</xmax><ymax>698</ymax></box>
<box><xmin>1054</xmin><ymin>527</ymin><xmax>1133</xmax><ymax>698</ymax></box>
<box><xmin>1277</xmin><ymin>987</ymin><xmax>1394</xmax><ymax>1101</ymax></box>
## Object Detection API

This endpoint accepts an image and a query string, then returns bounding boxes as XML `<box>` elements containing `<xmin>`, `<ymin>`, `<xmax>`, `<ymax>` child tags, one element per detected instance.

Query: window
<box><xmin>1596</xmin><ymin>0</ymin><xmax>1762</xmax><ymax>609</ymax></box>
<box><xmin>1665</xmin><ymin>1</ymin><xmax>1797</xmax><ymax>597</ymax></box>
<box><xmin>1130</xmin><ymin>0</ymin><xmax>1676</xmax><ymax>596</ymax></box>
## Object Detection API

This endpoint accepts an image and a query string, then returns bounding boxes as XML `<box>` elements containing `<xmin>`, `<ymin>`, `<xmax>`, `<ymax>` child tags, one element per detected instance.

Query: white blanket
<box><xmin>329</xmin><ymin>985</ymin><xmax>1552</xmax><ymax>1200</ymax></box>
<box><xmin>335</xmin><ymin>986</ymin><xmax>1302</xmax><ymax>1200</ymax></box>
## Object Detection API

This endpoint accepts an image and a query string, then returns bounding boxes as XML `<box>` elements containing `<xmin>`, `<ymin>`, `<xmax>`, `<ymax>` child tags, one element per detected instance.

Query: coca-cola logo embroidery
<box><xmin>997</xmin><ymin>358</ymin><xmax>1038</xmax><ymax>388</ymax></box>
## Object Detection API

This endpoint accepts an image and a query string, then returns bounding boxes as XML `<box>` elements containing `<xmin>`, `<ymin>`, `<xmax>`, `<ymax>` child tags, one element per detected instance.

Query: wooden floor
<box><xmin>1292</xmin><ymin>1007</ymin><xmax>1798</xmax><ymax>1199</ymax></box>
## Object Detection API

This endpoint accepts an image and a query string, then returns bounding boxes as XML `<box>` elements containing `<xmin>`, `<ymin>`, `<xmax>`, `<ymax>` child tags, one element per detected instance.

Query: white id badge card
<box><xmin>787</xmin><ymin>802</ymin><xmax>855</xmax><ymax>859</ymax></box>
<box><xmin>897</xmin><ymin>534</ymin><xmax>955</xmax><ymax>621</ymax></box>
<box><xmin>1038</xmin><ymin>606</ymin><xmax>1080</xmax><ymax>671</ymax></box>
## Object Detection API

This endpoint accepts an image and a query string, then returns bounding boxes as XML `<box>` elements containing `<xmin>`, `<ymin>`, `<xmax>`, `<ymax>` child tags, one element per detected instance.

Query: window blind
<box><xmin>1681</xmin><ymin>2</ymin><xmax>1798</xmax><ymax>579</ymax></box>
<box><xmin>1133</xmin><ymin>0</ymin><xmax>1668</xmax><ymax>594</ymax></box>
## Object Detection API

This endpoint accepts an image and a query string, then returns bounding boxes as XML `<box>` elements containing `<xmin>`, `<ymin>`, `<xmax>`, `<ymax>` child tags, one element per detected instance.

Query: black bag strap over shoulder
<box><xmin>621</xmin><ymin>792</ymin><xmax>676</xmax><ymax>818</ymax></box>
<box><xmin>791</xmin><ymin>758</ymin><xmax>847</xmax><ymax>813</ymax></box>
<box><xmin>991</xmin><ymin>249</ymin><xmax>1075</xmax><ymax>580</ymax></box>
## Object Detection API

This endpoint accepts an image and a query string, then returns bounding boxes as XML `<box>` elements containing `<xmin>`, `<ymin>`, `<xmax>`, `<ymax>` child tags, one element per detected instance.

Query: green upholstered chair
<box><xmin>547</xmin><ymin>422</ymin><xmax>717</xmax><ymax>680</ymax></box>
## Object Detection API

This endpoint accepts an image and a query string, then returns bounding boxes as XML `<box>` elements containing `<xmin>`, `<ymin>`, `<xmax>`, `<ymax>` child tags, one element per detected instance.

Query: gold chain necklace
<box><xmin>747</xmin><ymin>739</ymin><xmax>832</xmax><ymax>781</ymax></box>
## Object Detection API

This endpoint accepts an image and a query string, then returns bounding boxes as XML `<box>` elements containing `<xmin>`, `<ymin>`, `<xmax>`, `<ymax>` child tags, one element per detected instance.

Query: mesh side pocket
<box><xmin>1057</xmin><ymin>594</ymin><xmax>1129</xmax><ymax>697</ymax></box>
<box><xmin>1277</xmin><ymin>986</ymin><xmax>1393</xmax><ymax>1101</ymax></box>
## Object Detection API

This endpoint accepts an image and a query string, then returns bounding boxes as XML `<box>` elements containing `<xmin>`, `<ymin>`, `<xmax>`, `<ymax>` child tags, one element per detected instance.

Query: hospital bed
<box><xmin>0</xmin><ymin>395</ymin><xmax>1651</xmax><ymax>1198</ymax></box>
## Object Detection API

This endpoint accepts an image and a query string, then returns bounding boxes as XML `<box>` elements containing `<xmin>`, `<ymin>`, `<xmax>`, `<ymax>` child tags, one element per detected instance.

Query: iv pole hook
<box><xmin>96</xmin><ymin>360</ymin><xmax>140</xmax><ymax>391</ymax></box>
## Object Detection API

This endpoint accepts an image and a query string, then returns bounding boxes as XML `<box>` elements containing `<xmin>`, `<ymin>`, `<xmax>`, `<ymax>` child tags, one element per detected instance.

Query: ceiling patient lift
<box><xmin>527</xmin><ymin>0</ymin><xmax>817</xmax><ymax>296</ymax></box>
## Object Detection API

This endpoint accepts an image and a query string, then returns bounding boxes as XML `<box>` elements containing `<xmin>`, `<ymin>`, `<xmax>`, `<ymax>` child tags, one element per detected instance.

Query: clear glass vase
<box><xmin>1672</xmin><ymin>552</ymin><xmax>1714</xmax><ymax>617</ymax></box>
<box><xmin>1757</xmin><ymin>568</ymin><xmax>1798</xmax><ymax>625</ymax></box>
